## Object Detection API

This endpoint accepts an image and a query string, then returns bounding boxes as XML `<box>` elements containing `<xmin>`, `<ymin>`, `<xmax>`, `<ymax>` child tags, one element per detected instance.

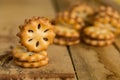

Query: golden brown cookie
<box><xmin>54</xmin><ymin>25</ymin><xmax>80</xmax><ymax>45</ymax></box>
<box><xmin>70</xmin><ymin>3</ymin><xmax>94</xmax><ymax>20</ymax></box>
<box><xmin>98</xmin><ymin>6</ymin><xmax>120</xmax><ymax>19</ymax></box>
<box><xmin>94</xmin><ymin>6</ymin><xmax>120</xmax><ymax>35</ymax></box>
<box><xmin>55</xmin><ymin>25</ymin><xmax>80</xmax><ymax>37</ymax></box>
<box><xmin>83</xmin><ymin>37</ymin><xmax>114</xmax><ymax>46</ymax></box>
<box><xmin>12</xmin><ymin>46</ymin><xmax>47</xmax><ymax>62</ymax></box>
<box><xmin>94</xmin><ymin>22</ymin><xmax>120</xmax><ymax>35</ymax></box>
<box><xmin>55</xmin><ymin>11</ymin><xmax>84</xmax><ymax>30</ymax></box>
<box><xmin>83</xmin><ymin>27</ymin><xmax>114</xmax><ymax>40</ymax></box>
<box><xmin>14</xmin><ymin>57</ymin><xmax>49</xmax><ymax>68</ymax></box>
<box><xmin>17</xmin><ymin>17</ymin><xmax>55</xmax><ymax>52</ymax></box>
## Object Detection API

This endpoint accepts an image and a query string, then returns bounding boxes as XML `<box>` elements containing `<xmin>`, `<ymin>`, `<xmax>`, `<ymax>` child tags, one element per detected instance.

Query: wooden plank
<box><xmin>92</xmin><ymin>45</ymin><xmax>120</xmax><ymax>79</ymax></box>
<box><xmin>55</xmin><ymin>0</ymin><xmax>120</xmax><ymax>80</ymax></box>
<box><xmin>70</xmin><ymin>44</ymin><xmax>120</xmax><ymax>80</ymax></box>
<box><xmin>0</xmin><ymin>0</ymin><xmax>75</xmax><ymax>79</ymax></box>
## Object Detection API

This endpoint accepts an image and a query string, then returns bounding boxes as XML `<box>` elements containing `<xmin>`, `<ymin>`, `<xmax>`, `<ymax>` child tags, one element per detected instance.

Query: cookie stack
<box><xmin>12</xmin><ymin>17</ymin><xmax>55</xmax><ymax>68</ymax></box>
<box><xmin>53</xmin><ymin>11</ymin><xmax>84</xmax><ymax>45</ymax></box>
<box><xmin>94</xmin><ymin>6</ymin><xmax>120</xmax><ymax>36</ymax></box>
<box><xmin>54</xmin><ymin>26</ymin><xmax>80</xmax><ymax>45</ymax></box>
<box><xmin>83</xmin><ymin>27</ymin><xmax>115</xmax><ymax>46</ymax></box>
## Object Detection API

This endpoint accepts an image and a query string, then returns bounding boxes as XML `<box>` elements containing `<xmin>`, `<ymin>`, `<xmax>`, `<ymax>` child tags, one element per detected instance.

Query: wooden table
<box><xmin>0</xmin><ymin>0</ymin><xmax>120</xmax><ymax>80</ymax></box>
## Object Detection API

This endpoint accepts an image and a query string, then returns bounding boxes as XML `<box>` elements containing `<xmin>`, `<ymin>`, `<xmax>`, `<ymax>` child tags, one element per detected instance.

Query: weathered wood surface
<box><xmin>54</xmin><ymin>0</ymin><xmax>120</xmax><ymax>80</ymax></box>
<box><xmin>0</xmin><ymin>0</ymin><xmax>75</xmax><ymax>80</ymax></box>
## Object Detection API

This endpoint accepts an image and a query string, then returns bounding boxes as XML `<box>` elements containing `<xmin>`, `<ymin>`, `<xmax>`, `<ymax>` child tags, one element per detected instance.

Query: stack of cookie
<box><xmin>94</xmin><ymin>6</ymin><xmax>120</xmax><ymax>36</ymax></box>
<box><xmin>12</xmin><ymin>17</ymin><xmax>55</xmax><ymax>68</ymax></box>
<box><xmin>54</xmin><ymin>26</ymin><xmax>80</xmax><ymax>45</ymax></box>
<box><xmin>83</xmin><ymin>27</ymin><xmax>115</xmax><ymax>46</ymax></box>
<box><xmin>53</xmin><ymin>11</ymin><xmax>84</xmax><ymax>45</ymax></box>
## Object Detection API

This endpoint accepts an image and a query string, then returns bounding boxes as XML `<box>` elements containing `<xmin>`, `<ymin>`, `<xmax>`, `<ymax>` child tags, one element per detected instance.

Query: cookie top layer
<box><xmin>54</xmin><ymin>25</ymin><xmax>80</xmax><ymax>38</ymax></box>
<box><xmin>99</xmin><ymin>6</ymin><xmax>120</xmax><ymax>19</ymax></box>
<box><xmin>55</xmin><ymin>11</ymin><xmax>84</xmax><ymax>30</ymax></box>
<box><xmin>12</xmin><ymin>46</ymin><xmax>47</xmax><ymax>62</ymax></box>
<box><xmin>17</xmin><ymin>17</ymin><xmax>55</xmax><ymax>52</ymax></box>
<box><xmin>83</xmin><ymin>27</ymin><xmax>114</xmax><ymax>40</ymax></box>
<box><xmin>70</xmin><ymin>3</ymin><xmax>94</xmax><ymax>20</ymax></box>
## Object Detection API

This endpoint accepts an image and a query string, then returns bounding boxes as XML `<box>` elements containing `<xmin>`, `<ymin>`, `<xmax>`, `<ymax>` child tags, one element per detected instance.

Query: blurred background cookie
<box><xmin>54</xmin><ymin>26</ymin><xmax>80</xmax><ymax>45</ymax></box>
<box><xmin>82</xmin><ymin>27</ymin><xmax>115</xmax><ymax>46</ymax></box>
<box><xmin>54</xmin><ymin>11</ymin><xmax>84</xmax><ymax>30</ymax></box>
<box><xmin>93</xmin><ymin>6</ymin><xmax>120</xmax><ymax>36</ymax></box>
<box><xmin>69</xmin><ymin>3</ymin><xmax>94</xmax><ymax>21</ymax></box>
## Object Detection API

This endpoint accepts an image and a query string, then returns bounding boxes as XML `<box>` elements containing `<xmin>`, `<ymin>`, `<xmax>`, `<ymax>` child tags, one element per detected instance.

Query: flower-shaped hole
<box><xmin>28</xmin><ymin>30</ymin><xmax>34</xmax><ymax>33</ymax></box>
<box><xmin>43</xmin><ymin>38</ymin><xmax>48</xmax><ymax>41</ymax></box>
<box><xmin>36</xmin><ymin>41</ymin><xmax>39</xmax><ymax>47</ymax></box>
<box><xmin>38</xmin><ymin>24</ymin><xmax>41</xmax><ymax>29</ymax></box>
<box><xmin>28</xmin><ymin>39</ymin><xmax>33</xmax><ymax>42</ymax></box>
<box><xmin>44</xmin><ymin>29</ymin><xmax>49</xmax><ymax>32</ymax></box>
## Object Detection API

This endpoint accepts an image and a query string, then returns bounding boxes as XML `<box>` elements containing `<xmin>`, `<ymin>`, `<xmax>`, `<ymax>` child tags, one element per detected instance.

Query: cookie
<box><xmin>70</xmin><ymin>3</ymin><xmax>94</xmax><ymax>20</ymax></box>
<box><xmin>54</xmin><ymin>26</ymin><xmax>80</xmax><ymax>45</ymax></box>
<box><xmin>12</xmin><ymin>46</ymin><xmax>47</xmax><ymax>62</ymax></box>
<box><xmin>83</xmin><ymin>37</ymin><xmax>114</xmax><ymax>46</ymax></box>
<box><xmin>94</xmin><ymin>22</ymin><xmax>120</xmax><ymax>35</ymax></box>
<box><xmin>93</xmin><ymin>6</ymin><xmax>120</xmax><ymax>35</ymax></box>
<box><xmin>14</xmin><ymin>58</ymin><xmax>49</xmax><ymax>68</ymax></box>
<box><xmin>17</xmin><ymin>17</ymin><xmax>55</xmax><ymax>52</ymax></box>
<box><xmin>83</xmin><ymin>27</ymin><xmax>114</xmax><ymax>40</ymax></box>
<box><xmin>99</xmin><ymin>6</ymin><xmax>120</xmax><ymax>19</ymax></box>
<box><xmin>55</xmin><ymin>11</ymin><xmax>84</xmax><ymax>30</ymax></box>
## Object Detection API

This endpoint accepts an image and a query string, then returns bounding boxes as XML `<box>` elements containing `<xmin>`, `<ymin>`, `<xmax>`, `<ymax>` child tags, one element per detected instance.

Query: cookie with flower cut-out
<box><xmin>17</xmin><ymin>17</ymin><xmax>55</xmax><ymax>52</ymax></box>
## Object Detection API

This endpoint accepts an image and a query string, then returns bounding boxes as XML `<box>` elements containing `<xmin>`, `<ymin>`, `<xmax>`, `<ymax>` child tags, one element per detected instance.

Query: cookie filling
<box><xmin>56</xmin><ymin>35</ymin><xmax>79</xmax><ymax>41</ymax></box>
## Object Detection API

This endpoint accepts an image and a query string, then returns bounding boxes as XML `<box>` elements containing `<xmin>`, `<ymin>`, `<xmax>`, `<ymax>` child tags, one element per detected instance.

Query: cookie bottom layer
<box><xmin>83</xmin><ymin>37</ymin><xmax>114</xmax><ymax>46</ymax></box>
<box><xmin>14</xmin><ymin>57</ymin><xmax>49</xmax><ymax>68</ymax></box>
<box><xmin>54</xmin><ymin>38</ymin><xmax>80</xmax><ymax>45</ymax></box>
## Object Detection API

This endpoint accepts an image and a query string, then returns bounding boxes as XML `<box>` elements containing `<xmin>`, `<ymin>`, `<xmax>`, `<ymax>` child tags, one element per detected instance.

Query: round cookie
<box><xmin>55</xmin><ymin>25</ymin><xmax>80</xmax><ymax>37</ymax></box>
<box><xmin>17</xmin><ymin>17</ymin><xmax>55</xmax><ymax>52</ymax></box>
<box><xmin>54</xmin><ymin>25</ymin><xmax>80</xmax><ymax>45</ymax></box>
<box><xmin>55</xmin><ymin>11</ymin><xmax>84</xmax><ymax>30</ymax></box>
<box><xmin>94</xmin><ymin>6</ymin><xmax>120</xmax><ymax>35</ymax></box>
<box><xmin>14</xmin><ymin>58</ymin><xmax>49</xmax><ymax>68</ymax></box>
<box><xmin>83</xmin><ymin>27</ymin><xmax>114</xmax><ymax>40</ymax></box>
<box><xmin>70</xmin><ymin>3</ymin><xmax>94</xmax><ymax>20</ymax></box>
<box><xmin>12</xmin><ymin>46</ymin><xmax>47</xmax><ymax>62</ymax></box>
<box><xmin>94</xmin><ymin>22</ymin><xmax>120</xmax><ymax>35</ymax></box>
<box><xmin>99</xmin><ymin>6</ymin><xmax>120</xmax><ymax>19</ymax></box>
<box><xmin>83</xmin><ymin>37</ymin><xmax>114</xmax><ymax>46</ymax></box>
